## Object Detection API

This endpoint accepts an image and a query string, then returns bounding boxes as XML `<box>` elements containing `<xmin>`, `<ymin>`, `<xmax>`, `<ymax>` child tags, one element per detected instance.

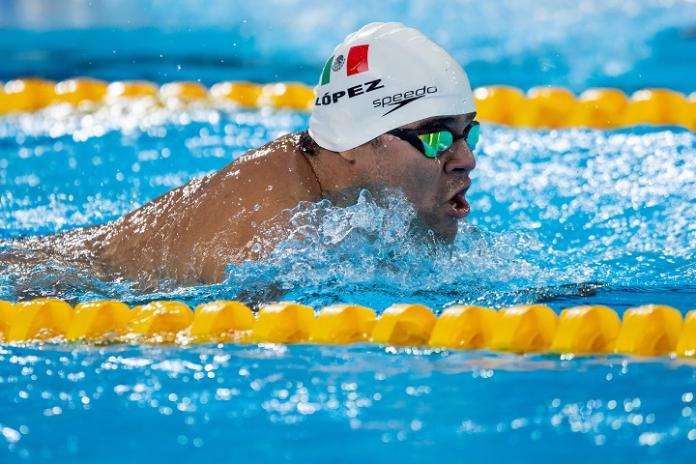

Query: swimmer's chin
<box><xmin>412</xmin><ymin>217</ymin><xmax>459</xmax><ymax>244</ymax></box>
<box><xmin>434</xmin><ymin>224</ymin><xmax>458</xmax><ymax>243</ymax></box>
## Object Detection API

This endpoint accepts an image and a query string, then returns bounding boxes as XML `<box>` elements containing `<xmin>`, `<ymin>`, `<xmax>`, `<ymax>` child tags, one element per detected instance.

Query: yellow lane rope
<box><xmin>1</xmin><ymin>77</ymin><xmax>694</xmax><ymax>129</ymax></box>
<box><xmin>0</xmin><ymin>299</ymin><xmax>694</xmax><ymax>358</ymax></box>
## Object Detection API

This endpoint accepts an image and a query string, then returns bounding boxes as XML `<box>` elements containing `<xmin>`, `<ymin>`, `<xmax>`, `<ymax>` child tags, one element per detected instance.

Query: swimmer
<box><xmin>10</xmin><ymin>22</ymin><xmax>479</xmax><ymax>285</ymax></box>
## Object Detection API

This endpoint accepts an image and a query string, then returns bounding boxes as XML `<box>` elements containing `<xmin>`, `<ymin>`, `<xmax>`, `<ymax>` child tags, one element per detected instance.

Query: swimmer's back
<box><xmin>15</xmin><ymin>133</ymin><xmax>321</xmax><ymax>285</ymax></box>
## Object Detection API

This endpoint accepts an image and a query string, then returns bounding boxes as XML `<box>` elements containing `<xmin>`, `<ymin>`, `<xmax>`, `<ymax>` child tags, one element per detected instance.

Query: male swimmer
<box><xmin>12</xmin><ymin>22</ymin><xmax>479</xmax><ymax>285</ymax></box>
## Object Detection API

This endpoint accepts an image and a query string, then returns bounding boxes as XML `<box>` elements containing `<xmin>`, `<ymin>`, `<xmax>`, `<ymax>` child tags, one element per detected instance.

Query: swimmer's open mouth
<box><xmin>446</xmin><ymin>184</ymin><xmax>471</xmax><ymax>218</ymax></box>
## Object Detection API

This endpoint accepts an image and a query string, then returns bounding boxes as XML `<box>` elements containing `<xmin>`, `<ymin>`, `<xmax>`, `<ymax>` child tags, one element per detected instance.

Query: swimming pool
<box><xmin>1</xmin><ymin>1</ymin><xmax>696</xmax><ymax>462</ymax></box>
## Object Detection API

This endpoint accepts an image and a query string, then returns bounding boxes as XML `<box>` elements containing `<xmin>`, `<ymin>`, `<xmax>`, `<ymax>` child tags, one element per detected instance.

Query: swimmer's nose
<box><xmin>443</xmin><ymin>142</ymin><xmax>476</xmax><ymax>174</ymax></box>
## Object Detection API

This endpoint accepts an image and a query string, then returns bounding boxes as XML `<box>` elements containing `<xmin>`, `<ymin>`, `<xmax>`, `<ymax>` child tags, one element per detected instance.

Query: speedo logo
<box><xmin>314</xmin><ymin>79</ymin><xmax>385</xmax><ymax>107</ymax></box>
<box><xmin>373</xmin><ymin>85</ymin><xmax>439</xmax><ymax>116</ymax></box>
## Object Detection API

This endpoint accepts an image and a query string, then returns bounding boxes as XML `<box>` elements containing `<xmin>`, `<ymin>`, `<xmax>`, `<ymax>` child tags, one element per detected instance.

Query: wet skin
<box><xmin>13</xmin><ymin>112</ymin><xmax>476</xmax><ymax>285</ymax></box>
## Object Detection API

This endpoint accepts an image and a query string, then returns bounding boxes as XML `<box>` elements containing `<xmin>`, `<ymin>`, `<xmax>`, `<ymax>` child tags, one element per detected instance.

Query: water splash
<box><xmin>219</xmin><ymin>189</ymin><xmax>588</xmax><ymax>309</ymax></box>
<box><xmin>0</xmin><ymin>188</ymin><xmax>602</xmax><ymax>310</ymax></box>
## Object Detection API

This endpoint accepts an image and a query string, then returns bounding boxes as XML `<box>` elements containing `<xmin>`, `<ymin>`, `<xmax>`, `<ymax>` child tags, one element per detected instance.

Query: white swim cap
<box><xmin>308</xmin><ymin>22</ymin><xmax>475</xmax><ymax>152</ymax></box>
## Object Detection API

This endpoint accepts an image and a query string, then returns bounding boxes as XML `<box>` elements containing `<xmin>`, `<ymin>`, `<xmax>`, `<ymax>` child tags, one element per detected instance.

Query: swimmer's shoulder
<box><xmin>218</xmin><ymin>132</ymin><xmax>320</xmax><ymax>201</ymax></box>
<box><xmin>233</xmin><ymin>132</ymin><xmax>304</xmax><ymax>162</ymax></box>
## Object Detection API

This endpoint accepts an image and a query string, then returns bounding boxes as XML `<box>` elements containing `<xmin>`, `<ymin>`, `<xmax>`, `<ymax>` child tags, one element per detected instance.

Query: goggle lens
<box><xmin>418</xmin><ymin>130</ymin><xmax>453</xmax><ymax>158</ymax></box>
<box><xmin>466</xmin><ymin>123</ymin><xmax>480</xmax><ymax>150</ymax></box>
<box><xmin>417</xmin><ymin>123</ymin><xmax>480</xmax><ymax>158</ymax></box>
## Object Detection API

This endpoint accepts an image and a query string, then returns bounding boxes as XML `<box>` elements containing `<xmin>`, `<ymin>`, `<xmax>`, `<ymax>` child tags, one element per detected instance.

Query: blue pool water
<box><xmin>1</xmin><ymin>1</ymin><xmax>696</xmax><ymax>462</ymax></box>
<box><xmin>2</xmin><ymin>0</ymin><xmax>696</xmax><ymax>93</ymax></box>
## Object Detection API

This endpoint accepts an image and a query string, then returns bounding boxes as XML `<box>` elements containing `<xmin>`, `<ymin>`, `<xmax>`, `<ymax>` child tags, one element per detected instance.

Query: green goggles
<box><xmin>387</xmin><ymin>121</ymin><xmax>480</xmax><ymax>158</ymax></box>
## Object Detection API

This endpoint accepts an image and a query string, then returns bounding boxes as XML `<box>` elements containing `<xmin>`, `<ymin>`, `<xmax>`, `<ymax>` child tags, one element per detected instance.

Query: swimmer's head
<box><xmin>306</xmin><ymin>23</ymin><xmax>477</xmax><ymax>241</ymax></box>
<box><xmin>309</xmin><ymin>22</ymin><xmax>475</xmax><ymax>151</ymax></box>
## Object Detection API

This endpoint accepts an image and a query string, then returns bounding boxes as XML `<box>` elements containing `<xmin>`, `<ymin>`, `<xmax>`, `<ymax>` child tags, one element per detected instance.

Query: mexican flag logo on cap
<box><xmin>320</xmin><ymin>44</ymin><xmax>369</xmax><ymax>85</ymax></box>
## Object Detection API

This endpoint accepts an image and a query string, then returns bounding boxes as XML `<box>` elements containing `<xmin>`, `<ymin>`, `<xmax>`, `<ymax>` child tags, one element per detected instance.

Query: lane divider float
<box><xmin>0</xmin><ymin>298</ymin><xmax>694</xmax><ymax>359</ymax></box>
<box><xmin>1</xmin><ymin>77</ymin><xmax>694</xmax><ymax>129</ymax></box>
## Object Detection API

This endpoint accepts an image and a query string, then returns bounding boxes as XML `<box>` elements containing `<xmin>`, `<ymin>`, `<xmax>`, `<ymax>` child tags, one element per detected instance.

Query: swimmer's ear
<box><xmin>336</xmin><ymin>137</ymin><xmax>382</xmax><ymax>164</ymax></box>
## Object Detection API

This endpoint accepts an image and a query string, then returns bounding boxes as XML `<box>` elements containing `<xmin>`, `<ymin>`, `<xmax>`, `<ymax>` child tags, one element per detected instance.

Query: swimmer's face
<box><xmin>353</xmin><ymin>113</ymin><xmax>477</xmax><ymax>241</ymax></box>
